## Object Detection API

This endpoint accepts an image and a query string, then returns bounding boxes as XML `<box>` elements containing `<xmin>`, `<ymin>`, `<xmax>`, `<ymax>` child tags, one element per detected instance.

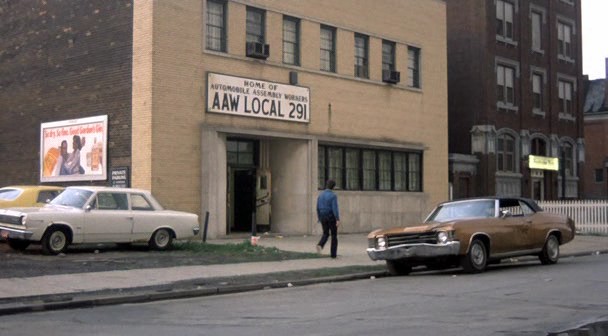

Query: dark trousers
<box><xmin>318</xmin><ymin>217</ymin><xmax>338</xmax><ymax>258</ymax></box>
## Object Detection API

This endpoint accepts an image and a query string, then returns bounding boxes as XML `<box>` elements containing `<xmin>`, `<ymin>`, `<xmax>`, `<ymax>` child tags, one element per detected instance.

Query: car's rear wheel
<box><xmin>7</xmin><ymin>238</ymin><xmax>30</xmax><ymax>251</ymax></box>
<box><xmin>386</xmin><ymin>260</ymin><xmax>412</xmax><ymax>276</ymax></box>
<box><xmin>539</xmin><ymin>234</ymin><xmax>560</xmax><ymax>265</ymax></box>
<box><xmin>149</xmin><ymin>228</ymin><xmax>173</xmax><ymax>251</ymax></box>
<box><xmin>461</xmin><ymin>239</ymin><xmax>487</xmax><ymax>273</ymax></box>
<box><xmin>41</xmin><ymin>228</ymin><xmax>69</xmax><ymax>255</ymax></box>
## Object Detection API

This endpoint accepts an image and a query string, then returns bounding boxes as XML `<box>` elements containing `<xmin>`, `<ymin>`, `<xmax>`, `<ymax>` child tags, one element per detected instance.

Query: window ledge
<box><xmin>532</xmin><ymin>109</ymin><xmax>546</xmax><ymax>117</ymax></box>
<box><xmin>497</xmin><ymin>103</ymin><xmax>519</xmax><ymax>113</ymax></box>
<box><xmin>559</xmin><ymin>113</ymin><xmax>576</xmax><ymax>122</ymax></box>
<box><xmin>558</xmin><ymin>55</ymin><xmax>575</xmax><ymax>64</ymax></box>
<box><xmin>532</xmin><ymin>48</ymin><xmax>545</xmax><ymax>55</ymax></box>
<box><xmin>496</xmin><ymin>36</ymin><xmax>518</xmax><ymax>47</ymax></box>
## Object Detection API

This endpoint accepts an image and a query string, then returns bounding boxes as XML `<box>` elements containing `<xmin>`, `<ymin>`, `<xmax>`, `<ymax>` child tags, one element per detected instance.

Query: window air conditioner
<box><xmin>382</xmin><ymin>70</ymin><xmax>400</xmax><ymax>84</ymax></box>
<box><xmin>246</xmin><ymin>42</ymin><xmax>270</xmax><ymax>59</ymax></box>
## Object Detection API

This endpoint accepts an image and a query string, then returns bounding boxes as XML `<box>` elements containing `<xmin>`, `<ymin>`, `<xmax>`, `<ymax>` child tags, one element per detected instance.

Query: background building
<box><xmin>447</xmin><ymin>0</ymin><xmax>584</xmax><ymax>200</ymax></box>
<box><xmin>0</xmin><ymin>0</ymin><xmax>448</xmax><ymax>238</ymax></box>
<box><xmin>583</xmin><ymin>59</ymin><xmax>608</xmax><ymax>199</ymax></box>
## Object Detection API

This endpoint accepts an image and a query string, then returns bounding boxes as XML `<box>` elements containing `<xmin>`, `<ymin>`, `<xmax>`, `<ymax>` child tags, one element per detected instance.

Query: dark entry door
<box><xmin>233</xmin><ymin>169</ymin><xmax>256</xmax><ymax>232</ymax></box>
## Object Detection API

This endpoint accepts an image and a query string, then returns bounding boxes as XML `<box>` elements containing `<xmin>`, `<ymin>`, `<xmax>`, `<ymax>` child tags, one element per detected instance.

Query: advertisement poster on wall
<box><xmin>40</xmin><ymin>115</ymin><xmax>108</xmax><ymax>182</ymax></box>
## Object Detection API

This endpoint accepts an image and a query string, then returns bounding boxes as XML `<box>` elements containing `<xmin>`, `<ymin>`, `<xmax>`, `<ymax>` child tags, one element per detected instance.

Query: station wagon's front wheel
<box><xmin>149</xmin><ymin>228</ymin><xmax>173</xmax><ymax>251</ymax></box>
<box><xmin>461</xmin><ymin>239</ymin><xmax>487</xmax><ymax>273</ymax></box>
<box><xmin>539</xmin><ymin>234</ymin><xmax>560</xmax><ymax>265</ymax></box>
<box><xmin>41</xmin><ymin>228</ymin><xmax>69</xmax><ymax>255</ymax></box>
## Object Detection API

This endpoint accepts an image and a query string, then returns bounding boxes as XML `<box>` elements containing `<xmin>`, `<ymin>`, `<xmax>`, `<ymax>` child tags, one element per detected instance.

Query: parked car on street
<box><xmin>0</xmin><ymin>186</ymin><xmax>200</xmax><ymax>254</ymax></box>
<box><xmin>0</xmin><ymin>185</ymin><xmax>64</xmax><ymax>209</ymax></box>
<box><xmin>367</xmin><ymin>197</ymin><xmax>575</xmax><ymax>275</ymax></box>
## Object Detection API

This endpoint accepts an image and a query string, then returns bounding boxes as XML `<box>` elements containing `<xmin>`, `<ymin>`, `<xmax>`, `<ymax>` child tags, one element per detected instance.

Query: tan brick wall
<box><xmin>133</xmin><ymin>0</ymin><xmax>448</xmax><ymax>216</ymax></box>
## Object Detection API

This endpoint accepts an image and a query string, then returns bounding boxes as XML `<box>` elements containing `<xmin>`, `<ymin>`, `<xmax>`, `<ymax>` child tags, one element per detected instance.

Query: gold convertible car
<box><xmin>367</xmin><ymin>197</ymin><xmax>575</xmax><ymax>275</ymax></box>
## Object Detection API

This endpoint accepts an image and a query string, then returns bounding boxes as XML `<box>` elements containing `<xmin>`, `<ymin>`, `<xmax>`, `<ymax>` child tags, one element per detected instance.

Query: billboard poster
<box><xmin>40</xmin><ymin>115</ymin><xmax>108</xmax><ymax>182</ymax></box>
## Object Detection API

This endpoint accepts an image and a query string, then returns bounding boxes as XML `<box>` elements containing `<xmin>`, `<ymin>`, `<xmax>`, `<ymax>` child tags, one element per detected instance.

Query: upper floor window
<box><xmin>530</xmin><ymin>138</ymin><xmax>546</xmax><ymax>156</ymax></box>
<box><xmin>206</xmin><ymin>0</ymin><xmax>226</xmax><ymax>52</ymax></box>
<box><xmin>497</xmin><ymin>64</ymin><xmax>515</xmax><ymax>106</ymax></box>
<box><xmin>558</xmin><ymin>80</ymin><xmax>574</xmax><ymax>116</ymax></box>
<box><xmin>496</xmin><ymin>0</ymin><xmax>514</xmax><ymax>41</ymax></box>
<box><xmin>283</xmin><ymin>16</ymin><xmax>300</xmax><ymax>65</ymax></box>
<box><xmin>246</xmin><ymin>7</ymin><xmax>265</xmax><ymax>44</ymax></box>
<box><xmin>531</xmin><ymin>10</ymin><xmax>543</xmax><ymax>52</ymax></box>
<box><xmin>561</xmin><ymin>143</ymin><xmax>574</xmax><ymax>177</ymax></box>
<box><xmin>382</xmin><ymin>40</ymin><xmax>396</xmax><ymax>72</ymax></box>
<box><xmin>532</xmin><ymin>72</ymin><xmax>543</xmax><ymax>111</ymax></box>
<box><xmin>497</xmin><ymin>133</ymin><xmax>516</xmax><ymax>172</ymax></box>
<box><xmin>557</xmin><ymin>21</ymin><xmax>573</xmax><ymax>60</ymax></box>
<box><xmin>354</xmin><ymin>33</ymin><xmax>369</xmax><ymax>78</ymax></box>
<box><xmin>407</xmin><ymin>46</ymin><xmax>421</xmax><ymax>88</ymax></box>
<box><xmin>320</xmin><ymin>25</ymin><xmax>336</xmax><ymax>72</ymax></box>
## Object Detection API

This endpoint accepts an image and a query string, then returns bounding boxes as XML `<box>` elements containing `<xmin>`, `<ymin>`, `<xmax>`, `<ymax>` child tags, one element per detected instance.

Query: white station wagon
<box><xmin>0</xmin><ymin>186</ymin><xmax>200</xmax><ymax>254</ymax></box>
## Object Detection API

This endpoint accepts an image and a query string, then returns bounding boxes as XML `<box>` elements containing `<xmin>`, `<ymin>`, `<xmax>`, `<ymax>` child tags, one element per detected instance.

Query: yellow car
<box><xmin>0</xmin><ymin>185</ymin><xmax>64</xmax><ymax>209</ymax></box>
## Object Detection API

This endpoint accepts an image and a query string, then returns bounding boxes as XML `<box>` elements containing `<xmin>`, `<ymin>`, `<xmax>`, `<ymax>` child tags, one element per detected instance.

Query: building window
<box><xmin>320</xmin><ymin>25</ymin><xmax>336</xmax><ymax>72</ymax></box>
<box><xmin>206</xmin><ymin>0</ymin><xmax>226</xmax><ymax>52</ymax></box>
<box><xmin>246</xmin><ymin>7</ymin><xmax>265</xmax><ymax>44</ymax></box>
<box><xmin>345</xmin><ymin>149</ymin><xmax>360</xmax><ymax>190</ymax></box>
<box><xmin>561</xmin><ymin>143</ymin><xmax>574</xmax><ymax>177</ymax></box>
<box><xmin>558</xmin><ymin>80</ymin><xmax>573</xmax><ymax>116</ymax></box>
<box><xmin>354</xmin><ymin>33</ymin><xmax>369</xmax><ymax>78</ymax></box>
<box><xmin>318</xmin><ymin>145</ymin><xmax>422</xmax><ymax>192</ymax></box>
<box><xmin>532</xmin><ymin>73</ymin><xmax>543</xmax><ymax>111</ymax></box>
<box><xmin>227</xmin><ymin>140</ymin><xmax>255</xmax><ymax>165</ymax></box>
<box><xmin>497</xmin><ymin>64</ymin><xmax>515</xmax><ymax>106</ymax></box>
<box><xmin>496</xmin><ymin>0</ymin><xmax>514</xmax><ymax>41</ymax></box>
<box><xmin>497</xmin><ymin>133</ymin><xmax>515</xmax><ymax>172</ymax></box>
<box><xmin>557</xmin><ymin>21</ymin><xmax>573</xmax><ymax>60</ymax></box>
<box><xmin>407</xmin><ymin>46</ymin><xmax>421</xmax><ymax>88</ymax></box>
<box><xmin>595</xmin><ymin>169</ymin><xmax>604</xmax><ymax>183</ymax></box>
<box><xmin>283</xmin><ymin>16</ymin><xmax>299</xmax><ymax>65</ymax></box>
<box><xmin>530</xmin><ymin>138</ymin><xmax>546</xmax><ymax>156</ymax></box>
<box><xmin>382</xmin><ymin>40</ymin><xmax>396</xmax><ymax>72</ymax></box>
<box><xmin>531</xmin><ymin>10</ymin><xmax>543</xmax><ymax>52</ymax></box>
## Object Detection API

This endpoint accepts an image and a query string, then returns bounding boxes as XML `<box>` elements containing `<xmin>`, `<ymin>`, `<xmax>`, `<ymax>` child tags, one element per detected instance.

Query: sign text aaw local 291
<box><xmin>207</xmin><ymin>73</ymin><xmax>310</xmax><ymax>123</ymax></box>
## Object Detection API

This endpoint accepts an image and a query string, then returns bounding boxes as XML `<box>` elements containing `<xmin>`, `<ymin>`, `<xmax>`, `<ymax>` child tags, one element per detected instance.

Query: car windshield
<box><xmin>426</xmin><ymin>200</ymin><xmax>496</xmax><ymax>222</ymax></box>
<box><xmin>49</xmin><ymin>189</ymin><xmax>94</xmax><ymax>209</ymax></box>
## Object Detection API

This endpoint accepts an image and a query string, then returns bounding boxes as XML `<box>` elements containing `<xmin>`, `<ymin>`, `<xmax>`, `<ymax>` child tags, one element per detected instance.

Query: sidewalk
<box><xmin>0</xmin><ymin>233</ymin><xmax>606</xmax><ymax>314</ymax></box>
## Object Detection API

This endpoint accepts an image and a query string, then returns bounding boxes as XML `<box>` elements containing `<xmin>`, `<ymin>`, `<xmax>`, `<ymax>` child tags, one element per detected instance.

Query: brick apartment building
<box><xmin>0</xmin><ymin>0</ymin><xmax>448</xmax><ymax>238</ymax></box>
<box><xmin>447</xmin><ymin>0</ymin><xmax>584</xmax><ymax>201</ymax></box>
<box><xmin>583</xmin><ymin>59</ymin><xmax>608</xmax><ymax>199</ymax></box>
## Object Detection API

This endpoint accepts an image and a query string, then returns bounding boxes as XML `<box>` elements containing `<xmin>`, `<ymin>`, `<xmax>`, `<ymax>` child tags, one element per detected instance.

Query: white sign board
<box><xmin>207</xmin><ymin>73</ymin><xmax>310</xmax><ymax>123</ymax></box>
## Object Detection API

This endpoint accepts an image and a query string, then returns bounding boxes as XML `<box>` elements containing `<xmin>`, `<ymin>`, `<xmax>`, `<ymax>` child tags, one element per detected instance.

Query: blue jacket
<box><xmin>317</xmin><ymin>189</ymin><xmax>340</xmax><ymax>222</ymax></box>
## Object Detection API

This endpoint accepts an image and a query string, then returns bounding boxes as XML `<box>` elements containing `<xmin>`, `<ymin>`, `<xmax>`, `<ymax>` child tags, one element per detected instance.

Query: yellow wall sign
<box><xmin>529</xmin><ymin>155</ymin><xmax>559</xmax><ymax>171</ymax></box>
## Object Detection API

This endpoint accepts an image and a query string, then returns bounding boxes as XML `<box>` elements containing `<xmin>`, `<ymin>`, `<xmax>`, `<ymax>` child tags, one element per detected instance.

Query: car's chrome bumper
<box><xmin>367</xmin><ymin>241</ymin><xmax>461</xmax><ymax>261</ymax></box>
<box><xmin>0</xmin><ymin>226</ymin><xmax>34</xmax><ymax>240</ymax></box>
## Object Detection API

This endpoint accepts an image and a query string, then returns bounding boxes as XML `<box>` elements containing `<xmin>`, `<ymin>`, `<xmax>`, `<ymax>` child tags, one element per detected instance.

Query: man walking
<box><xmin>316</xmin><ymin>179</ymin><xmax>340</xmax><ymax>258</ymax></box>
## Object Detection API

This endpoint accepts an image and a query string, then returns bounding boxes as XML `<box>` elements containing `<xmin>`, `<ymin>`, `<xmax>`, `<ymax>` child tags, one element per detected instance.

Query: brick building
<box><xmin>0</xmin><ymin>0</ymin><xmax>448</xmax><ymax>238</ymax></box>
<box><xmin>447</xmin><ymin>0</ymin><xmax>584</xmax><ymax>201</ymax></box>
<box><xmin>583</xmin><ymin>59</ymin><xmax>608</xmax><ymax>199</ymax></box>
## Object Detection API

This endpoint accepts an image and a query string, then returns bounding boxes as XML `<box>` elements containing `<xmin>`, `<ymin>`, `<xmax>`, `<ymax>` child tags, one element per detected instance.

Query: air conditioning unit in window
<box><xmin>382</xmin><ymin>70</ymin><xmax>400</xmax><ymax>84</ymax></box>
<box><xmin>246</xmin><ymin>42</ymin><xmax>270</xmax><ymax>59</ymax></box>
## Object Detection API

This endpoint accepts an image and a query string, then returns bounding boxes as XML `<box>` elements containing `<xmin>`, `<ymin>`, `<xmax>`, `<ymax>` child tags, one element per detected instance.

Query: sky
<box><xmin>582</xmin><ymin>0</ymin><xmax>608</xmax><ymax>80</ymax></box>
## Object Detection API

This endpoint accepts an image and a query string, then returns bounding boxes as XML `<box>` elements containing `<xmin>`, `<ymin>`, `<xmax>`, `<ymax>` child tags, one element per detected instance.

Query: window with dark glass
<box><xmin>497</xmin><ymin>134</ymin><xmax>515</xmax><ymax>172</ymax></box>
<box><xmin>497</xmin><ymin>64</ymin><xmax>515</xmax><ymax>105</ymax></box>
<box><xmin>320</xmin><ymin>26</ymin><xmax>336</xmax><ymax>72</ymax></box>
<box><xmin>558</xmin><ymin>80</ymin><xmax>573</xmax><ymax>115</ymax></box>
<box><xmin>595</xmin><ymin>169</ymin><xmax>604</xmax><ymax>183</ymax></box>
<box><xmin>557</xmin><ymin>21</ymin><xmax>572</xmax><ymax>59</ymax></box>
<box><xmin>496</xmin><ymin>0</ymin><xmax>514</xmax><ymax>40</ymax></box>
<box><xmin>206</xmin><ymin>0</ymin><xmax>226</xmax><ymax>52</ymax></box>
<box><xmin>532</xmin><ymin>73</ymin><xmax>543</xmax><ymax>111</ymax></box>
<box><xmin>382</xmin><ymin>40</ymin><xmax>396</xmax><ymax>72</ymax></box>
<box><xmin>246</xmin><ymin>7</ymin><xmax>265</xmax><ymax>44</ymax></box>
<box><xmin>407</xmin><ymin>46</ymin><xmax>420</xmax><ymax>88</ymax></box>
<box><xmin>354</xmin><ymin>33</ymin><xmax>368</xmax><ymax>78</ymax></box>
<box><xmin>318</xmin><ymin>145</ymin><xmax>422</xmax><ymax>192</ymax></box>
<box><xmin>283</xmin><ymin>16</ymin><xmax>300</xmax><ymax>65</ymax></box>
<box><xmin>531</xmin><ymin>138</ymin><xmax>546</xmax><ymax>156</ymax></box>
<box><xmin>562</xmin><ymin>143</ymin><xmax>574</xmax><ymax>177</ymax></box>
<box><xmin>227</xmin><ymin>140</ymin><xmax>255</xmax><ymax>165</ymax></box>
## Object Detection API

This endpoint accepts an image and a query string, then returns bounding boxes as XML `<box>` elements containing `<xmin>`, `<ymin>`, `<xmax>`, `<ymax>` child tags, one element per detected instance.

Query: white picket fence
<box><xmin>538</xmin><ymin>200</ymin><xmax>608</xmax><ymax>235</ymax></box>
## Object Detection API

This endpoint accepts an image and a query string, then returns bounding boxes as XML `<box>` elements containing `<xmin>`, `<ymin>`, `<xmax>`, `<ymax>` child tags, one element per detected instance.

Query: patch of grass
<box><xmin>171</xmin><ymin>240</ymin><xmax>320</xmax><ymax>263</ymax></box>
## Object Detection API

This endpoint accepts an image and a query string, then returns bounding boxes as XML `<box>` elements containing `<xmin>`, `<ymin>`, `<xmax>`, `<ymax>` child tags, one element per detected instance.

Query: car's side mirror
<box><xmin>85</xmin><ymin>205</ymin><xmax>92</xmax><ymax>212</ymax></box>
<box><xmin>500</xmin><ymin>210</ymin><xmax>511</xmax><ymax>219</ymax></box>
